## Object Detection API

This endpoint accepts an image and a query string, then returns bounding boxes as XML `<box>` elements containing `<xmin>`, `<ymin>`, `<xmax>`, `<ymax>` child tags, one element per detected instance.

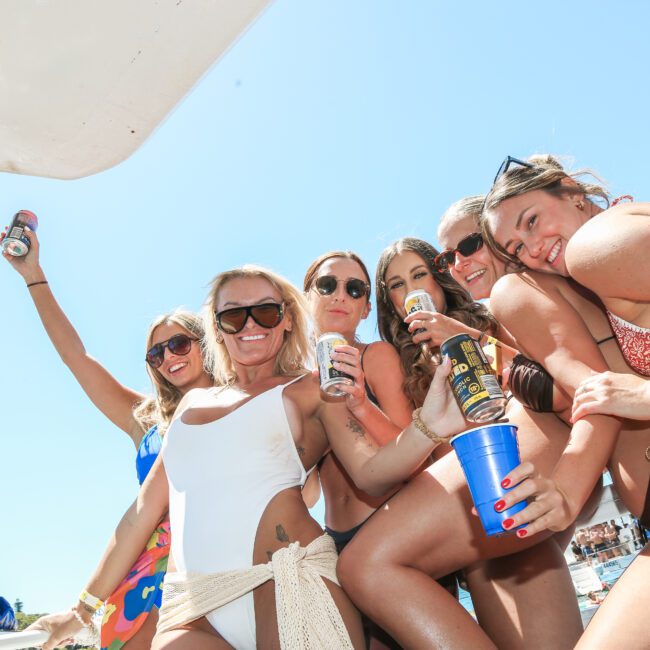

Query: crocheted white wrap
<box><xmin>157</xmin><ymin>533</ymin><xmax>354</xmax><ymax>649</ymax></box>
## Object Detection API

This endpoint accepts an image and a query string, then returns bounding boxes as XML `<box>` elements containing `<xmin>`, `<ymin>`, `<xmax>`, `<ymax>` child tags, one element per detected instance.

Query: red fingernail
<box><xmin>501</xmin><ymin>478</ymin><xmax>511</xmax><ymax>488</ymax></box>
<box><xmin>502</xmin><ymin>518</ymin><xmax>515</xmax><ymax>529</ymax></box>
<box><xmin>494</xmin><ymin>500</ymin><xmax>506</xmax><ymax>512</ymax></box>
<box><xmin>517</xmin><ymin>529</ymin><xmax>528</xmax><ymax>538</ymax></box>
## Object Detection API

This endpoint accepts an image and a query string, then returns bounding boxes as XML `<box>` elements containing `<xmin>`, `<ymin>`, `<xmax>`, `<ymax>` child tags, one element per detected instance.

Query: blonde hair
<box><xmin>133</xmin><ymin>309</ymin><xmax>207</xmax><ymax>435</ymax></box>
<box><xmin>480</xmin><ymin>154</ymin><xmax>610</xmax><ymax>267</ymax></box>
<box><xmin>439</xmin><ymin>195</ymin><xmax>485</xmax><ymax>234</ymax></box>
<box><xmin>204</xmin><ymin>265</ymin><xmax>313</xmax><ymax>385</ymax></box>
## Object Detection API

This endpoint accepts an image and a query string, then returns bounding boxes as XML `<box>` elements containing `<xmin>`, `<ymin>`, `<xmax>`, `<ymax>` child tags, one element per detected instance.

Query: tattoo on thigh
<box><xmin>276</xmin><ymin>524</ymin><xmax>290</xmax><ymax>542</ymax></box>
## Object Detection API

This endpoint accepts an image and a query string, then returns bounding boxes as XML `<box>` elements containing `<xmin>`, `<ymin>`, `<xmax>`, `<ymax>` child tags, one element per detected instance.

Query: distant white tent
<box><xmin>0</xmin><ymin>0</ymin><xmax>272</xmax><ymax>179</ymax></box>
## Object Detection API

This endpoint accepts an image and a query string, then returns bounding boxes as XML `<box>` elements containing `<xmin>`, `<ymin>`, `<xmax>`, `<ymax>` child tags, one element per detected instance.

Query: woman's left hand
<box><xmin>26</xmin><ymin>609</ymin><xmax>84</xmax><ymax>650</ymax></box>
<box><xmin>495</xmin><ymin>461</ymin><xmax>576</xmax><ymax>538</ymax></box>
<box><xmin>571</xmin><ymin>371</ymin><xmax>650</xmax><ymax>422</ymax></box>
<box><xmin>331</xmin><ymin>345</ymin><xmax>368</xmax><ymax>416</ymax></box>
<box><xmin>404</xmin><ymin>310</ymin><xmax>477</xmax><ymax>347</ymax></box>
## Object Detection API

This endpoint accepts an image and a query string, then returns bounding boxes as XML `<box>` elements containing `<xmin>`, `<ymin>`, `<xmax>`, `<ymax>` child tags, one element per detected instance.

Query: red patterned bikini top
<box><xmin>606</xmin><ymin>311</ymin><xmax>650</xmax><ymax>376</ymax></box>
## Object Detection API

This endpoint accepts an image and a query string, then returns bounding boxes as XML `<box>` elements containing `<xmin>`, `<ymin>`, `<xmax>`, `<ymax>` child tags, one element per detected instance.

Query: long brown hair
<box><xmin>375</xmin><ymin>237</ymin><xmax>497</xmax><ymax>407</ymax></box>
<box><xmin>480</xmin><ymin>154</ymin><xmax>610</xmax><ymax>269</ymax></box>
<box><xmin>133</xmin><ymin>310</ymin><xmax>208</xmax><ymax>435</ymax></box>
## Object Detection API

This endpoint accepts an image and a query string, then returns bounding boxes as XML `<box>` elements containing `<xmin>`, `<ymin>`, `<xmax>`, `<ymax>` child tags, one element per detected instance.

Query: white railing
<box><xmin>0</xmin><ymin>629</ymin><xmax>48</xmax><ymax>650</ymax></box>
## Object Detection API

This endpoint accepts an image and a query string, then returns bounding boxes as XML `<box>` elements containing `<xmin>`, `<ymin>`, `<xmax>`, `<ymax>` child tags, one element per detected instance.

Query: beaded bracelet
<box><xmin>412</xmin><ymin>408</ymin><xmax>448</xmax><ymax>445</ymax></box>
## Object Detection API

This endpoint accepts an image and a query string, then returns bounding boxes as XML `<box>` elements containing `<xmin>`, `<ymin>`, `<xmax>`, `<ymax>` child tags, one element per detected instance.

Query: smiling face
<box><xmin>438</xmin><ymin>216</ymin><xmax>505</xmax><ymax>300</ymax></box>
<box><xmin>486</xmin><ymin>185</ymin><xmax>588</xmax><ymax>276</ymax></box>
<box><xmin>384</xmin><ymin>250</ymin><xmax>446</xmax><ymax>318</ymax></box>
<box><xmin>215</xmin><ymin>276</ymin><xmax>291</xmax><ymax>370</ymax></box>
<box><xmin>307</xmin><ymin>257</ymin><xmax>370</xmax><ymax>338</ymax></box>
<box><xmin>149</xmin><ymin>322</ymin><xmax>205</xmax><ymax>391</ymax></box>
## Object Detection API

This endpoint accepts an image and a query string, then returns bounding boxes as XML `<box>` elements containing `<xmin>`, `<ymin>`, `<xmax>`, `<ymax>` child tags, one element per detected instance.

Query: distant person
<box><xmin>570</xmin><ymin>541</ymin><xmax>584</xmax><ymax>562</ymax></box>
<box><xmin>603</xmin><ymin>521</ymin><xmax>622</xmax><ymax>557</ymax></box>
<box><xmin>589</xmin><ymin>525</ymin><xmax>609</xmax><ymax>563</ymax></box>
<box><xmin>2</xmin><ymin>228</ymin><xmax>214</xmax><ymax>650</ymax></box>
<box><xmin>586</xmin><ymin>592</ymin><xmax>605</xmax><ymax>606</ymax></box>
<box><xmin>618</xmin><ymin>524</ymin><xmax>635</xmax><ymax>555</ymax></box>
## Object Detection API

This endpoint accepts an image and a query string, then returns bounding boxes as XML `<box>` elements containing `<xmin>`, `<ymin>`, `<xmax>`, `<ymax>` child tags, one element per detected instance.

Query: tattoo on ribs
<box><xmin>297</xmin><ymin>445</ymin><xmax>306</xmax><ymax>457</ymax></box>
<box><xmin>346</xmin><ymin>417</ymin><xmax>363</xmax><ymax>434</ymax></box>
<box><xmin>276</xmin><ymin>524</ymin><xmax>290</xmax><ymax>542</ymax></box>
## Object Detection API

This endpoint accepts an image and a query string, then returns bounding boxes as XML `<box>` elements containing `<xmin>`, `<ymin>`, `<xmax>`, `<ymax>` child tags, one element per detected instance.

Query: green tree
<box><xmin>13</xmin><ymin>598</ymin><xmax>23</xmax><ymax>613</ymax></box>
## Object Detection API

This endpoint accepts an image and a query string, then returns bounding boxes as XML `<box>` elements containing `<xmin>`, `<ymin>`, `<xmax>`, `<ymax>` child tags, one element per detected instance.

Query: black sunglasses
<box><xmin>146</xmin><ymin>333</ymin><xmax>198</xmax><ymax>369</ymax></box>
<box><xmin>493</xmin><ymin>155</ymin><xmax>535</xmax><ymax>185</ymax></box>
<box><xmin>215</xmin><ymin>302</ymin><xmax>285</xmax><ymax>335</ymax></box>
<box><xmin>434</xmin><ymin>232</ymin><xmax>484</xmax><ymax>272</ymax></box>
<box><xmin>314</xmin><ymin>275</ymin><xmax>369</xmax><ymax>300</ymax></box>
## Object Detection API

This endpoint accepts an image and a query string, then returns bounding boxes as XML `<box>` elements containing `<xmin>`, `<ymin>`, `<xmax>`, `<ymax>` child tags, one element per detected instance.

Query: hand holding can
<box><xmin>317</xmin><ymin>333</ymin><xmax>354</xmax><ymax>397</ymax></box>
<box><xmin>1</xmin><ymin>210</ymin><xmax>38</xmax><ymax>257</ymax></box>
<box><xmin>440</xmin><ymin>334</ymin><xmax>506</xmax><ymax>422</ymax></box>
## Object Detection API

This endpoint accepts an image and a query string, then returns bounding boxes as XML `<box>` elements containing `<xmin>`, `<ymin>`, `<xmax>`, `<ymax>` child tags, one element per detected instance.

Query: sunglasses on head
<box><xmin>314</xmin><ymin>275</ymin><xmax>369</xmax><ymax>300</ymax></box>
<box><xmin>434</xmin><ymin>232</ymin><xmax>484</xmax><ymax>272</ymax></box>
<box><xmin>493</xmin><ymin>155</ymin><xmax>535</xmax><ymax>185</ymax></box>
<box><xmin>215</xmin><ymin>302</ymin><xmax>285</xmax><ymax>335</ymax></box>
<box><xmin>146</xmin><ymin>333</ymin><xmax>197</xmax><ymax>369</ymax></box>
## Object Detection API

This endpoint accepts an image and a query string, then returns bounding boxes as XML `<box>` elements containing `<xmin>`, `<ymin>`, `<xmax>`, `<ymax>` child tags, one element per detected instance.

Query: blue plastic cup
<box><xmin>450</xmin><ymin>422</ymin><xmax>526</xmax><ymax>536</ymax></box>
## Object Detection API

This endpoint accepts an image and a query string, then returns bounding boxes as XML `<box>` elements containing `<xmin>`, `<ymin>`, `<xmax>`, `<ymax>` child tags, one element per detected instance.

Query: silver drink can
<box><xmin>404</xmin><ymin>290</ymin><xmax>436</xmax><ymax>335</ymax></box>
<box><xmin>317</xmin><ymin>332</ymin><xmax>353</xmax><ymax>397</ymax></box>
<box><xmin>2</xmin><ymin>210</ymin><xmax>38</xmax><ymax>257</ymax></box>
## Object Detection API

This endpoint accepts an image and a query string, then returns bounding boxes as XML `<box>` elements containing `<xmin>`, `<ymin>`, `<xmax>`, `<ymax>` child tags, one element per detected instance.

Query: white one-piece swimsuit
<box><xmin>161</xmin><ymin>376</ymin><xmax>309</xmax><ymax>649</ymax></box>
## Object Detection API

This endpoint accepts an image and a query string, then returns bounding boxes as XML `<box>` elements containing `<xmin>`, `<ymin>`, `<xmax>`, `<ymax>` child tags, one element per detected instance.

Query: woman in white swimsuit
<box><xmin>32</xmin><ymin>264</ymin><xmax>469</xmax><ymax>650</ymax></box>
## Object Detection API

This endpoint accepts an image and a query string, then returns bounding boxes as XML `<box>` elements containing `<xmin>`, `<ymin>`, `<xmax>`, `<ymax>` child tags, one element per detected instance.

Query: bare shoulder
<box><xmin>362</xmin><ymin>341</ymin><xmax>403</xmax><ymax>375</ymax></box>
<box><xmin>283</xmin><ymin>371</ymin><xmax>322</xmax><ymax>417</ymax></box>
<box><xmin>490</xmin><ymin>271</ymin><xmax>563</xmax><ymax>321</ymax></box>
<box><xmin>567</xmin><ymin>203</ymin><xmax>650</xmax><ymax>302</ymax></box>
<box><xmin>173</xmin><ymin>387</ymin><xmax>216</xmax><ymax>417</ymax></box>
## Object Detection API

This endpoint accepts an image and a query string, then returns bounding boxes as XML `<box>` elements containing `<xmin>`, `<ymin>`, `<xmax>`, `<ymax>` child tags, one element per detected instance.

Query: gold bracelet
<box><xmin>412</xmin><ymin>408</ymin><xmax>447</xmax><ymax>445</ymax></box>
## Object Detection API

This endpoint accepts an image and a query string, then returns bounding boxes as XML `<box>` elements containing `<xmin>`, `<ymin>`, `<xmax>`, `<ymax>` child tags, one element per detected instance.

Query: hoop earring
<box><xmin>215</xmin><ymin>334</ymin><xmax>224</xmax><ymax>344</ymax></box>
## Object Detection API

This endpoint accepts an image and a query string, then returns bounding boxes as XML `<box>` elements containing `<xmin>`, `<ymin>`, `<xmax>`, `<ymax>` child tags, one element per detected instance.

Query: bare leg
<box><xmin>152</xmin><ymin>616</ymin><xmax>233</xmax><ymax>650</ymax></box>
<box><xmin>339</xmin><ymin>404</ymin><xmax>578</xmax><ymax>647</ymax></box>
<box><xmin>339</xmin><ymin>467</ymin><xmax>544</xmax><ymax>648</ymax></box>
<box><xmin>121</xmin><ymin>606</ymin><xmax>159</xmax><ymax>650</ymax></box>
<box><xmin>467</xmin><ymin>537</ymin><xmax>582</xmax><ymax>650</ymax></box>
<box><xmin>575</xmin><ymin>545</ymin><xmax>650</xmax><ymax>649</ymax></box>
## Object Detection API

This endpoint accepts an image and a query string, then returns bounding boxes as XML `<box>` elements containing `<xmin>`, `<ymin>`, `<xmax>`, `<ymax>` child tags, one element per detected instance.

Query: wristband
<box><xmin>26</xmin><ymin>280</ymin><xmax>48</xmax><ymax>288</ymax></box>
<box><xmin>412</xmin><ymin>408</ymin><xmax>448</xmax><ymax>445</ymax></box>
<box><xmin>78</xmin><ymin>589</ymin><xmax>104</xmax><ymax>611</ymax></box>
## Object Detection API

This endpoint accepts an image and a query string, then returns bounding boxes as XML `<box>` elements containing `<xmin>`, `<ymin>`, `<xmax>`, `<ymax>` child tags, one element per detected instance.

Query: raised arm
<box><xmin>29</xmin><ymin>456</ymin><xmax>169</xmax><ymax>650</ymax></box>
<box><xmin>319</xmin><ymin>358</ymin><xmax>468</xmax><ymax>496</ymax></box>
<box><xmin>490</xmin><ymin>273</ymin><xmax>621</xmax><ymax>531</ymax></box>
<box><xmin>2</xmin><ymin>229</ymin><xmax>146</xmax><ymax>445</ymax></box>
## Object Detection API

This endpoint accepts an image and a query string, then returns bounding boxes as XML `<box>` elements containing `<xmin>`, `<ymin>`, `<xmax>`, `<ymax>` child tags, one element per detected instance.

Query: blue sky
<box><xmin>2</xmin><ymin>0</ymin><xmax>650</xmax><ymax>613</ymax></box>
